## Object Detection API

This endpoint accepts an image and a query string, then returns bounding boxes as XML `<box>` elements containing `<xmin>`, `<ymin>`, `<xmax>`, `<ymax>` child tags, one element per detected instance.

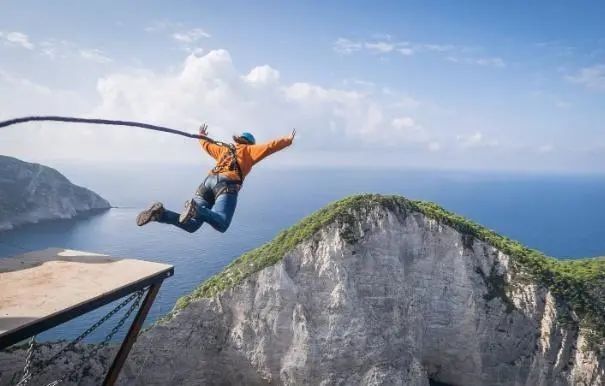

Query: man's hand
<box><xmin>290</xmin><ymin>128</ymin><xmax>296</xmax><ymax>141</ymax></box>
<box><xmin>199</xmin><ymin>123</ymin><xmax>209</xmax><ymax>137</ymax></box>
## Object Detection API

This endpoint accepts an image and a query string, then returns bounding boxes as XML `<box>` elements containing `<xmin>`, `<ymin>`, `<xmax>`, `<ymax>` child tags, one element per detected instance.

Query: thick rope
<box><xmin>0</xmin><ymin>115</ymin><xmax>246</xmax><ymax>179</ymax></box>
<box><xmin>0</xmin><ymin>115</ymin><xmax>215</xmax><ymax>141</ymax></box>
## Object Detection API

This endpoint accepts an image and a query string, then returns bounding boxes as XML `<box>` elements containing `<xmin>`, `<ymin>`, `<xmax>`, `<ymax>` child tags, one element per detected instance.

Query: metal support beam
<box><xmin>103</xmin><ymin>282</ymin><xmax>162</xmax><ymax>386</ymax></box>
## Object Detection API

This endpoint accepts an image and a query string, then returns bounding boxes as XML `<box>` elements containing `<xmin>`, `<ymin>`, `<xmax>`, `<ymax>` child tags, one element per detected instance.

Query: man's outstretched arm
<box><xmin>198</xmin><ymin>123</ymin><xmax>222</xmax><ymax>160</ymax></box>
<box><xmin>249</xmin><ymin>129</ymin><xmax>296</xmax><ymax>165</ymax></box>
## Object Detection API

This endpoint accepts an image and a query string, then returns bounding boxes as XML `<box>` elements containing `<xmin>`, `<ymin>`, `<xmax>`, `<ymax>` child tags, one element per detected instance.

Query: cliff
<box><xmin>1</xmin><ymin>195</ymin><xmax>603</xmax><ymax>385</ymax></box>
<box><xmin>0</xmin><ymin>156</ymin><xmax>110</xmax><ymax>231</ymax></box>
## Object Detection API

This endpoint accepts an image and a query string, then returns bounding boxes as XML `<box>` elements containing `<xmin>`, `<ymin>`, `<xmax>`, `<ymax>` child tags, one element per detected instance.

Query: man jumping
<box><xmin>136</xmin><ymin>124</ymin><xmax>295</xmax><ymax>233</ymax></box>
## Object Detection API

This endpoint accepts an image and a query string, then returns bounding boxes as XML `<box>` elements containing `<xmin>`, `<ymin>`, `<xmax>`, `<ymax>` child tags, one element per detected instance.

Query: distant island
<box><xmin>0</xmin><ymin>155</ymin><xmax>110</xmax><ymax>231</ymax></box>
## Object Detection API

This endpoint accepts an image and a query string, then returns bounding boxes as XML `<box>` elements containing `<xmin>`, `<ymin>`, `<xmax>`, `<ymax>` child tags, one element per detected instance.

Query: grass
<box><xmin>166</xmin><ymin>194</ymin><xmax>605</xmax><ymax>353</ymax></box>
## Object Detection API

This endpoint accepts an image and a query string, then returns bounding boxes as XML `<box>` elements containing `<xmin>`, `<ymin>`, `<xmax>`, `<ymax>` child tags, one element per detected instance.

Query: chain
<box><xmin>45</xmin><ymin>290</ymin><xmax>144</xmax><ymax>386</ymax></box>
<box><xmin>16</xmin><ymin>290</ymin><xmax>144</xmax><ymax>386</ymax></box>
<box><xmin>43</xmin><ymin>291</ymin><xmax>144</xmax><ymax>370</ymax></box>
<box><xmin>16</xmin><ymin>336</ymin><xmax>36</xmax><ymax>386</ymax></box>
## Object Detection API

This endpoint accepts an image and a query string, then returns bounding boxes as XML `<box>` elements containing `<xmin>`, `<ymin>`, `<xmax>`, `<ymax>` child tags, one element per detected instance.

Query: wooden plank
<box><xmin>0</xmin><ymin>248</ymin><xmax>173</xmax><ymax>346</ymax></box>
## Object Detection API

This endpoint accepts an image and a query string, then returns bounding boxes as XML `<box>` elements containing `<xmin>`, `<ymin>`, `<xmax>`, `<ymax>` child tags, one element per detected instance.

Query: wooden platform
<box><xmin>0</xmin><ymin>248</ymin><xmax>173</xmax><ymax>348</ymax></box>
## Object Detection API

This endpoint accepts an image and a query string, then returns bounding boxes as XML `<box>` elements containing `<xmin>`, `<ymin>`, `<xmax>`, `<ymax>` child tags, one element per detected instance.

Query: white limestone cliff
<box><xmin>116</xmin><ymin>196</ymin><xmax>603</xmax><ymax>385</ymax></box>
<box><xmin>1</xmin><ymin>195</ymin><xmax>603</xmax><ymax>385</ymax></box>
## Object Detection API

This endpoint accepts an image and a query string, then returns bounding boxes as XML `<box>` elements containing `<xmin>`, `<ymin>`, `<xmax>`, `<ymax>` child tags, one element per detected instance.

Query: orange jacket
<box><xmin>200</xmin><ymin>136</ymin><xmax>292</xmax><ymax>182</ymax></box>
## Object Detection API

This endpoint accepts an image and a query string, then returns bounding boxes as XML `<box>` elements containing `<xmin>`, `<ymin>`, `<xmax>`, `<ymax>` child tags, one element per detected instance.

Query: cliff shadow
<box><xmin>0</xmin><ymin>317</ymin><xmax>39</xmax><ymax>337</ymax></box>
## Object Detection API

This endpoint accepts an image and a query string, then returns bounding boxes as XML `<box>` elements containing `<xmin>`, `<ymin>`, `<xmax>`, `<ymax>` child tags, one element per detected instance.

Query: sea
<box><xmin>1</xmin><ymin>164</ymin><xmax>604</xmax><ymax>343</ymax></box>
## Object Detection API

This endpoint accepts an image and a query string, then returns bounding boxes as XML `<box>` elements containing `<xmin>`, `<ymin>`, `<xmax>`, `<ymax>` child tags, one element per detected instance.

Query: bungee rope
<box><xmin>0</xmin><ymin>115</ymin><xmax>231</xmax><ymax>145</ymax></box>
<box><xmin>0</xmin><ymin>115</ymin><xmax>245</xmax><ymax>181</ymax></box>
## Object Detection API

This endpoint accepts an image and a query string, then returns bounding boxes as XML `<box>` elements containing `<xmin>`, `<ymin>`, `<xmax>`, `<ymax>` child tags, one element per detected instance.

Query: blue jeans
<box><xmin>158</xmin><ymin>175</ymin><xmax>238</xmax><ymax>233</ymax></box>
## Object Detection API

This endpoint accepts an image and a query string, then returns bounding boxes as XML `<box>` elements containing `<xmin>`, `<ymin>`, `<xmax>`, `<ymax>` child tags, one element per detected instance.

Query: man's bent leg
<box><xmin>196</xmin><ymin>193</ymin><xmax>237</xmax><ymax>233</ymax></box>
<box><xmin>157</xmin><ymin>208</ymin><xmax>204</xmax><ymax>233</ymax></box>
<box><xmin>180</xmin><ymin>182</ymin><xmax>215</xmax><ymax>224</ymax></box>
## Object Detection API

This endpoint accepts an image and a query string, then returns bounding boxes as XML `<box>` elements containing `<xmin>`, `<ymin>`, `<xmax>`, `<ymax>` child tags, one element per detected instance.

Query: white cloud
<box><xmin>342</xmin><ymin>78</ymin><xmax>376</xmax><ymax>88</ymax></box>
<box><xmin>38</xmin><ymin>39</ymin><xmax>113</xmax><ymax>64</ymax></box>
<box><xmin>531</xmin><ymin>90</ymin><xmax>573</xmax><ymax>109</ymax></box>
<box><xmin>144</xmin><ymin>20</ymin><xmax>184</xmax><ymax>33</ymax></box>
<box><xmin>335</xmin><ymin>38</ymin><xmax>412</xmax><ymax>57</ymax></box>
<box><xmin>392</xmin><ymin>117</ymin><xmax>415</xmax><ymax>129</ymax></box>
<box><xmin>172</xmin><ymin>28</ymin><xmax>211</xmax><ymax>43</ymax></box>
<box><xmin>333</xmin><ymin>37</ymin><xmax>486</xmax><ymax>61</ymax></box>
<box><xmin>80</xmin><ymin>48</ymin><xmax>113</xmax><ymax>64</ymax></box>
<box><xmin>0</xmin><ymin>70</ymin><xmax>89</xmax><ymax>114</ymax></box>
<box><xmin>244</xmin><ymin>65</ymin><xmax>280</xmax><ymax>85</ymax></box>
<box><xmin>447</xmin><ymin>56</ymin><xmax>506</xmax><ymax>68</ymax></box>
<box><xmin>421</xmin><ymin>44</ymin><xmax>456</xmax><ymax>53</ymax></box>
<box><xmin>537</xmin><ymin>144</ymin><xmax>554</xmax><ymax>153</ymax></box>
<box><xmin>333</xmin><ymin>36</ymin><xmax>507</xmax><ymax>68</ymax></box>
<box><xmin>364</xmin><ymin>41</ymin><xmax>395</xmax><ymax>54</ymax></box>
<box><xmin>390</xmin><ymin>115</ymin><xmax>444</xmax><ymax>151</ymax></box>
<box><xmin>167</xmin><ymin>27</ymin><xmax>212</xmax><ymax>54</ymax></box>
<box><xmin>463</xmin><ymin>131</ymin><xmax>483</xmax><ymax>146</ymax></box>
<box><xmin>2</xmin><ymin>49</ymin><xmax>565</xmax><ymax>170</ymax></box>
<box><xmin>457</xmin><ymin>131</ymin><xmax>499</xmax><ymax>148</ymax></box>
<box><xmin>333</xmin><ymin>38</ymin><xmax>362</xmax><ymax>54</ymax></box>
<box><xmin>474</xmin><ymin>57</ymin><xmax>506</xmax><ymax>68</ymax></box>
<box><xmin>396</xmin><ymin>96</ymin><xmax>421</xmax><ymax>109</ymax></box>
<box><xmin>0</xmin><ymin>49</ymin><xmax>437</xmax><ymax>162</ymax></box>
<box><xmin>0</xmin><ymin>70</ymin><xmax>51</xmax><ymax>97</ymax></box>
<box><xmin>428</xmin><ymin>141</ymin><xmax>442</xmax><ymax>152</ymax></box>
<box><xmin>283</xmin><ymin>82</ymin><xmax>362</xmax><ymax>103</ymax></box>
<box><xmin>39</xmin><ymin>39</ymin><xmax>72</xmax><ymax>59</ymax></box>
<box><xmin>534</xmin><ymin>40</ymin><xmax>575</xmax><ymax>57</ymax></box>
<box><xmin>0</xmin><ymin>31</ymin><xmax>34</xmax><ymax>49</ymax></box>
<box><xmin>0</xmin><ymin>70</ymin><xmax>92</xmax><ymax>161</ymax></box>
<box><xmin>567</xmin><ymin>64</ymin><xmax>605</xmax><ymax>91</ymax></box>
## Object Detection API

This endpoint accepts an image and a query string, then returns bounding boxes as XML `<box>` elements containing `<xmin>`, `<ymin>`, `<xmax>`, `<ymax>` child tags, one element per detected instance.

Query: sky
<box><xmin>0</xmin><ymin>0</ymin><xmax>604</xmax><ymax>173</ymax></box>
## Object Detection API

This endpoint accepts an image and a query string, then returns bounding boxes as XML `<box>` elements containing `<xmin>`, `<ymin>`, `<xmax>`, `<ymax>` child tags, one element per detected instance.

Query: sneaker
<box><xmin>179</xmin><ymin>198</ymin><xmax>197</xmax><ymax>224</ymax></box>
<box><xmin>136</xmin><ymin>202</ymin><xmax>164</xmax><ymax>226</ymax></box>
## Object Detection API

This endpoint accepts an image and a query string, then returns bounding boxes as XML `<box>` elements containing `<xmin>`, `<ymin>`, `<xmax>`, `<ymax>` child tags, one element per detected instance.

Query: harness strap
<box><xmin>196</xmin><ymin>175</ymin><xmax>241</xmax><ymax>202</ymax></box>
<box><xmin>211</xmin><ymin>143</ymin><xmax>243</xmax><ymax>183</ymax></box>
<box><xmin>213</xmin><ymin>180</ymin><xmax>241</xmax><ymax>197</ymax></box>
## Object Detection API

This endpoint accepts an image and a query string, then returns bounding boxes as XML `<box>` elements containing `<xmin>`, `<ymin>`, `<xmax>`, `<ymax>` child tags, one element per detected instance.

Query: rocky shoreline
<box><xmin>0</xmin><ymin>156</ymin><xmax>110</xmax><ymax>231</ymax></box>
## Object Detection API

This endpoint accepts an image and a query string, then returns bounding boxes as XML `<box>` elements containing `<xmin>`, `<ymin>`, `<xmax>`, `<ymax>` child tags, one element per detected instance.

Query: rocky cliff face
<box><xmin>1</xmin><ymin>195</ymin><xmax>603</xmax><ymax>385</ymax></box>
<box><xmin>0</xmin><ymin>156</ymin><xmax>110</xmax><ymax>231</ymax></box>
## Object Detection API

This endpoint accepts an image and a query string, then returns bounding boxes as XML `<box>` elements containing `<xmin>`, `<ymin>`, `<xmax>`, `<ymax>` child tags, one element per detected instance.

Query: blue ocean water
<box><xmin>1</xmin><ymin>165</ymin><xmax>604</xmax><ymax>343</ymax></box>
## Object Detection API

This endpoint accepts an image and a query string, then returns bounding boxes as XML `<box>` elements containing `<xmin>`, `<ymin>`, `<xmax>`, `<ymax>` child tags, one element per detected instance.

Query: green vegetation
<box><xmin>171</xmin><ymin>195</ymin><xmax>373</xmax><ymax>313</ymax></box>
<box><xmin>168</xmin><ymin>194</ymin><xmax>605</xmax><ymax>353</ymax></box>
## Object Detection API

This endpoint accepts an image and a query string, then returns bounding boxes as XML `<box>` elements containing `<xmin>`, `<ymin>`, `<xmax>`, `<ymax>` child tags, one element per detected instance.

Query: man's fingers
<box><xmin>199</xmin><ymin>123</ymin><xmax>208</xmax><ymax>136</ymax></box>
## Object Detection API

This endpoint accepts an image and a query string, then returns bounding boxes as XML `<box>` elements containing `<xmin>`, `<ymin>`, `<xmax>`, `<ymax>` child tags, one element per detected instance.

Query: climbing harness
<box><xmin>15</xmin><ymin>289</ymin><xmax>145</xmax><ymax>386</ymax></box>
<box><xmin>195</xmin><ymin>175</ymin><xmax>241</xmax><ymax>205</ymax></box>
<box><xmin>213</xmin><ymin>178</ymin><xmax>241</xmax><ymax>197</ymax></box>
<box><xmin>211</xmin><ymin>143</ymin><xmax>244</xmax><ymax>183</ymax></box>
